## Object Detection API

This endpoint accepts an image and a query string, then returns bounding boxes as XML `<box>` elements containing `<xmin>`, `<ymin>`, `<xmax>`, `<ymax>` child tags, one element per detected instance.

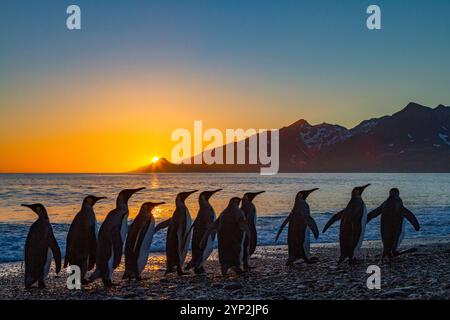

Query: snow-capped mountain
<box><xmin>134</xmin><ymin>102</ymin><xmax>450</xmax><ymax>173</ymax></box>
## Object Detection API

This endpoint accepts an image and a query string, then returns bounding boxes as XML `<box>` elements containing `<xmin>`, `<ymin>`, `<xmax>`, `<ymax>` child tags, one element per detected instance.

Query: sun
<box><xmin>151</xmin><ymin>156</ymin><xmax>160</xmax><ymax>163</ymax></box>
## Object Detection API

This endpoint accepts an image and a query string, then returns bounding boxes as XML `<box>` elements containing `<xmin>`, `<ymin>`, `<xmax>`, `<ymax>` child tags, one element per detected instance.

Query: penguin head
<box><xmin>229</xmin><ymin>197</ymin><xmax>242</xmax><ymax>206</ymax></box>
<box><xmin>176</xmin><ymin>190</ymin><xmax>198</xmax><ymax>202</ymax></box>
<box><xmin>352</xmin><ymin>184</ymin><xmax>371</xmax><ymax>197</ymax></box>
<box><xmin>83</xmin><ymin>195</ymin><xmax>107</xmax><ymax>207</ymax></box>
<box><xmin>389</xmin><ymin>188</ymin><xmax>400</xmax><ymax>197</ymax></box>
<box><xmin>117</xmin><ymin>187</ymin><xmax>146</xmax><ymax>204</ymax></box>
<box><xmin>296</xmin><ymin>188</ymin><xmax>319</xmax><ymax>200</ymax></box>
<box><xmin>243</xmin><ymin>191</ymin><xmax>265</xmax><ymax>202</ymax></box>
<box><xmin>141</xmin><ymin>201</ymin><xmax>165</xmax><ymax>213</ymax></box>
<box><xmin>21</xmin><ymin>203</ymin><xmax>48</xmax><ymax>218</ymax></box>
<box><xmin>199</xmin><ymin>189</ymin><xmax>222</xmax><ymax>201</ymax></box>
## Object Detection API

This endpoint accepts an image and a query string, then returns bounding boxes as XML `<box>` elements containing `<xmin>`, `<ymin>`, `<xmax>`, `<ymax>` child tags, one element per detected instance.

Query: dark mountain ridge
<box><xmin>133</xmin><ymin>102</ymin><xmax>450</xmax><ymax>173</ymax></box>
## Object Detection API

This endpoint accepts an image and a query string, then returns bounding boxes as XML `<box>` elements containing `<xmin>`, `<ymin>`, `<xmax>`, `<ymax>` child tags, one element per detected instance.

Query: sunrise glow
<box><xmin>152</xmin><ymin>156</ymin><xmax>160</xmax><ymax>164</ymax></box>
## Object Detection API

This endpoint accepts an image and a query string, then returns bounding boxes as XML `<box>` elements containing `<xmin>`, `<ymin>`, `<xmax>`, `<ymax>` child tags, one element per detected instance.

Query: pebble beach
<box><xmin>0</xmin><ymin>238</ymin><xmax>449</xmax><ymax>300</ymax></box>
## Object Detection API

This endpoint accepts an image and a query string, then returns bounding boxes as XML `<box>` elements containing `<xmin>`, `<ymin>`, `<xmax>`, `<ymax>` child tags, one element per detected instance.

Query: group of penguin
<box><xmin>21</xmin><ymin>184</ymin><xmax>420</xmax><ymax>289</ymax></box>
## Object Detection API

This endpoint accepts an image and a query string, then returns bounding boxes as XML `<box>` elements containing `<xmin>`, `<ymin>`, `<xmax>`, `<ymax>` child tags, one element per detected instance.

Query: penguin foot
<box><xmin>306</xmin><ymin>257</ymin><xmax>319</xmax><ymax>264</ymax></box>
<box><xmin>221</xmin><ymin>265</ymin><xmax>229</xmax><ymax>276</ymax></box>
<box><xmin>233</xmin><ymin>267</ymin><xmax>244</xmax><ymax>275</ymax></box>
<box><xmin>337</xmin><ymin>256</ymin><xmax>347</xmax><ymax>265</ymax></box>
<box><xmin>165</xmin><ymin>267</ymin><xmax>176</xmax><ymax>275</ymax></box>
<box><xmin>194</xmin><ymin>267</ymin><xmax>205</xmax><ymax>275</ymax></box>
<box><xmin>348</xmin><ymin>257</ymin><xmax>359</xmax><ymax>265</ymax></box>
<box><xmin>243</xmin><ymin>263</ymin><xmax>255</xmax><ymax>271</ymax></box>
<box><xmin>38</xmin><ymin>281</ymin><xmax>46</xmax><ymax>289</ymax></box>
<box><xmin>285</xmin><ymin>260</ymin><xmax>294</xmax><ymax>267</ymax></box>
<box><xmin>177</xmin><ymin>270</ymin><xmax>190</xmax><ymax>276</ymax></box>
<box><xmin>394</xmin><ymin>248</ymin><xmax>418</xmax><ymax>256</ymax></box>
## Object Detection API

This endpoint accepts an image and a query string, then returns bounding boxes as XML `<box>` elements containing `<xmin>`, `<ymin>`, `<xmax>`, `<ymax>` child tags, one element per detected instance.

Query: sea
<box><xmin>0</xmin><ymin>173</ymin><xmax>449</xmax><ymax>263</ymax></box>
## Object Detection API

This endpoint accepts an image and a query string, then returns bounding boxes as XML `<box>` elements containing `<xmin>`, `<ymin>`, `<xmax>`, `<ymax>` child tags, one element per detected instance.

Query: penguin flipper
<box><xmin>306</xmin><ymin>216</ymin><xmax>319</xmax><ymax>239</ymax></box>
<box><xmin>64</xmin><ymin>222</ymin><xmax>75</xmax><ymax>269</ymax></box>
<box><xmin>88</xmin><ymin>229</ymin><xmax>96</xmax><ymax>270</ymax></box>
<box><xmin>402</xmin><ymin>208</ymin><xmax>420</xmax><ymax>231</ymax></box>
<box><xmin>199</xmin><ymin>219</ymin><xmax>218</xmax><ymax>249</ymax></box>
<box><xmin>275</xmin><ymin>214</ymin><xmax>291</xmax><ymax>242</ymax></box>
<box><xmin>239</xmin><ymin>218</ymin><xmax>251</xmax><ymax>234</ymax></box>
<box><xmin>183</xmin><ymin>219</ymin><xmax>197</xmax><ymax>249</ymax></box>
<box><xmin>367</xmin><ymin>205</ymin><xmax>383</xmax><ymax>223</ymax></box>
<box><xmin>322</xmin><ymin>210</ymin><xmax>343</xmax><ymax>233</ymax></box>
<box><xmin>155</xmin><ymin>218</ymin><xmax>171</xmax><ymax>232</ymax></box>
<box><xmin>49</xmin><ymin>232</ymin><xmax>62</xmax><ymax>274</ymax></box>
<box><xmin>112</xmin><ymin>232</ymin><xmax>123</xmax><ymax>269</ymax></box>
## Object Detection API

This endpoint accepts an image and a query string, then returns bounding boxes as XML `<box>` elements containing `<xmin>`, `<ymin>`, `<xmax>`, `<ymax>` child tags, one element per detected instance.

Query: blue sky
<box><xmin>1</xmin><ymin>0</ymin><xmax>450</xmax><ymax>172</ymax></box>
<box><xmin>2</xmin><ymin>0</ymin><xmax>450</xmax><ymax>125</ymax></box>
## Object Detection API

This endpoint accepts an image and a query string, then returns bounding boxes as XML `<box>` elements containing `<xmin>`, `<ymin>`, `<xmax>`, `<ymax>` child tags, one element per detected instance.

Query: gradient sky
<box><xmin>1</xmin><ymin>0</ymin><xmax>450</xmax><ymax>172</ymax></box>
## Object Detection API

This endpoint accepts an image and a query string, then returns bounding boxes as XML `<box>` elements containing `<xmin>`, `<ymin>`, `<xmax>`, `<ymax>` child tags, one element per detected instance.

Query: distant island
<box><xmin>132</xmin><ymin>102</ymin><xmax>450</xmax><ymax>173</ymax></box>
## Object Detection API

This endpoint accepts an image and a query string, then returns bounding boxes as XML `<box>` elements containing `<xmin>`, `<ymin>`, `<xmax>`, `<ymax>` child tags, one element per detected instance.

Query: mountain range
<box><xmin>133</xmin><ymin>102</ymin><xmax>450</xmax><ymax>173</ymax></box>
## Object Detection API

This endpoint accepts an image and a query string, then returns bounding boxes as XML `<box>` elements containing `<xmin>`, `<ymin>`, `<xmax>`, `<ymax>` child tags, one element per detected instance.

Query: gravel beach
<box><xmin>1</xmin><ymin>238</ymin><xmax>449</xmax><ymax>300</ymax></box>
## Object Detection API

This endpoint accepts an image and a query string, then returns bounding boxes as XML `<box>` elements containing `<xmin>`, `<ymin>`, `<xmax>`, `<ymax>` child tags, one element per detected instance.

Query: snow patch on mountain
<box><xmin>299</xmin><ymin>124</ymin><xmax>352</xmax><ymax>151</ymax></box>
<box><xmin>352</xmin><ymin>119</ymin><xmax>379</xmax><ymax>134</ymax></box>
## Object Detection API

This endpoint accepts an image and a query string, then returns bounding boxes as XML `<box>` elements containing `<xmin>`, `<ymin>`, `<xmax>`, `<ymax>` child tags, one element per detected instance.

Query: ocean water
<box><xmin>0</xmin><ymin>173</ymin><xmax>449</xmax><ymax>263</ymax></box>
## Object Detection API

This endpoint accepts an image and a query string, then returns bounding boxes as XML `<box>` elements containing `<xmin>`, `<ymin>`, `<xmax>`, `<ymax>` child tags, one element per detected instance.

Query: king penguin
<box><xmin>201</xmin><ymin>197</ymin><xmax>250</xmax><ymax>276</ymax></box>
<box><xmin>64</xmin><ymin>195</ymin><xmax>106</xmax><ymax>284</ymax></box>
<box><xmin>275</xmin><ymin>188</ymin><xmax>320</xmax><ymax>266</ymax></box>
<box><xmin>22</xmin><ymin>204</ymin><xmax>61</xmax><ymax>289</ymax></box>
<box><xmin>323</xmin><ymin>184</ymin><xmax>371</xmax><ymax>264</ymax></box>
<box><xmin>185</xmin><ymin>189</ymin><xmax>222</xmax><ymax>274</ymax></box>
<box><xmin>156</xmin><ymin>190</ymin><xmax>197</xmax><ymax>275</ymax></box>
<box><xmin>89</xmin><ymin>187</ymin><xmax>145</xmax><ymax>287</ymax></box>
<box><xmin>367</xmin><ymin>188</ymin><xmax>420</xmax><ymax>258</ymax></box>
<box><xmin>241</xmin><ymin>191</ymin><xmax>265</xmax><ymax>270</ymax></box>
<box><xmin>123</xmin><ymin>201</ymin><xmax>165</xmax><ymax>280</ymax></box>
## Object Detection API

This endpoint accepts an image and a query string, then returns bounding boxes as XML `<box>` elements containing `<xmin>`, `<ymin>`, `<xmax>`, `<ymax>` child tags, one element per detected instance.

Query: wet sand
<box><xmin>1</xmin><ymin>238</ymin><xmax>449</xmax><ymax>300</ymax></box>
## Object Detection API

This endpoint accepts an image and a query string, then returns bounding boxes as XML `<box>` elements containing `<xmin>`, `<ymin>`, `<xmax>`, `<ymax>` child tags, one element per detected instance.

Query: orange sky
<box><xmin>1</xmin><ymin>65</ymin><xmax>333</xmax><ymax>173</ymax></box>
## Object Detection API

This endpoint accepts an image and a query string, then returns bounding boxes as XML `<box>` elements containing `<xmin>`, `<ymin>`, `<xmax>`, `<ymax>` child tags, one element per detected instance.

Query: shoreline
<box><xmin>0</xmin><ymin>238</ymin><xmax>449</xmax><ymax>300</ymax></box>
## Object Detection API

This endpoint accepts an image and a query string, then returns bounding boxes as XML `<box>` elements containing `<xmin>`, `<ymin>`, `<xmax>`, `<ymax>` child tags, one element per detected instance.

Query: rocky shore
<box><xmin>1</xmin><ymin>239</ymin><xmax>449</xmax><ymax>300</ymax></box>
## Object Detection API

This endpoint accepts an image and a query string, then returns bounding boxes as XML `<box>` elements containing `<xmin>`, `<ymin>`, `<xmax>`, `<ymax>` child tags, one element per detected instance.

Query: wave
<box><xmin>1</xmin><ymin>208</ymin><xmax>449</xmax><ymax>263</ymax></box>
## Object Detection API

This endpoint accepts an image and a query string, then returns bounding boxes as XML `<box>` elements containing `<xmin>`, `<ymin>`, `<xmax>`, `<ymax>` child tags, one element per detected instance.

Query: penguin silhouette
<box><xmin>323</xmin><ymin>184</ymin><xmax>371</xmax><ymax>264</ymax></box>
<box><xmin>275</xmin><ymin>188</ymin><xmax>320</xmax><ymax>266</ymax></box>
<box><xmin>64</xmin><ymin>195</ymin><xmax>106</xmax><ymax>284</ymax></box>
<box><xmin>241</xmin><ymin>191</ymin><xmax>265</xmax><ymax>270</ymax></box>
<box><xmin>367</xmin><ymin>188</ymin><xmax>420</xmax><ymax>258</ymax></box>
<box><xmin>89</xmin><ymin>187</ymin><xmax>145</xmax><ymax>287</ymax></box>
<box><xmin>185</xmin><ymin>189</ymin><xmax>222</xmax><ymax>274</ymax></box>
<box><xmin>123</xmin><ymin>201</ymin><xmax>165</xmax><ymax>280</ymax></box>
<box><xmin>201</xmin><ymin>197</ymin><xmax>250</xmax><ymax>276</ymax></box>
<box><xmin>22</xmin><ymin>204</ymin><xmax>61</xmax><ymax>289</ymax></box>
<box><xmin>156</xmin><ymin>190</ymin><xmax>197</xmax><ymax>275</ymax></box>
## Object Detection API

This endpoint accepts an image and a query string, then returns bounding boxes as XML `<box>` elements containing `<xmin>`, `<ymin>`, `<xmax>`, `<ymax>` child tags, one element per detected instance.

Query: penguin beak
<box><xmin>307</xmin><ymin>188</ymin><xmax>319</xmax><ymax>194</ymax></box>
<box><xmin>21</xmin><ymin>204</ymin><xmax>39</xmax><ymax>215</ymax></box>
<box><xmin>120</xmin><ymin>187</ymin><xmax>146</xmax><ymax>201</ymax></box>
<box><xmin>203</xmin><ymin>189</ymin><xmax>222</xmax><ymax>200</ymax></box>
<box><xmin>181</xmin><ymin>190</ymin><xmax>198</xmax><ymax>201</ymax></box>
<box><xmin>359</xmin><ymin>184</ymin><xmax>371</xmax><ymax>192</ymax></box>
<box><xmin>245</xmin><ymin>191</ymin><xmax>265</xmax><ymax>201</ymax></box>
<box><xmin>299</xmin><ymin>188</ymin><xmax>319</xmax><ymax>199</ymax></box>
<box><xmin>93</xmin><ymin>196</ymin><xmax>107</xmax><ymax>204</ymax></box>
<box><xmin>145</xmin><ymin>201</ymin><xmax>165</xmax><ymax>210</ymax></box>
